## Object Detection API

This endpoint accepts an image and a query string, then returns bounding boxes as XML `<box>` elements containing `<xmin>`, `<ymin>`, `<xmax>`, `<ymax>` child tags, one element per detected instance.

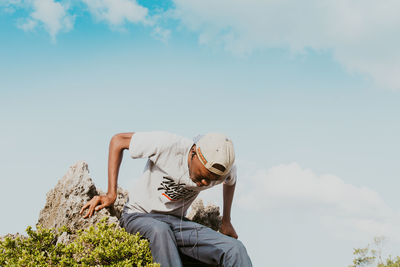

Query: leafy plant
<box><xmin>0</xmin><ymin>218</ymin><xmax>159</xmax><ymax>266</ymax></box>
<box><xmin>350</xmin><ymin>236</ymin><xmax>400</xmax><ymax>267</ymax></box>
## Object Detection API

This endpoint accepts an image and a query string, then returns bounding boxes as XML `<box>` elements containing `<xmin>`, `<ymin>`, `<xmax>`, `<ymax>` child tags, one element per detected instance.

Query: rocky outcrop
<box><xmin>37</xmin><ymin>161</ymin><xmax>128</xmax><ymax>231</ymax></box>
<box><xmin>37</xmin><ymin>161</ymin><xmax>221</xmax><ymax>234</ymax></box>
<box><xmin>187</xmin><ymin>199</ymin><xmax>222</xmax><ymax>231</ymax></box>
<box><xmin>2</xmin><ymin>161</ymin><xmax>221</xmax><ymax>266</ymax></box>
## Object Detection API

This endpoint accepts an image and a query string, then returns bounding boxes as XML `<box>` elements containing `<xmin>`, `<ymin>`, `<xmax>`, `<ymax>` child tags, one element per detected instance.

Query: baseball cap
<box><xmin>194</xmin><ymin>133</ymin><xmax>235</xmax><ymax>176</ymax></box>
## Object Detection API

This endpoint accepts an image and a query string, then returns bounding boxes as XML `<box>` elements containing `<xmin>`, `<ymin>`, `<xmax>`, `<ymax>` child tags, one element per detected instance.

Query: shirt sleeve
<box><xmin>129</xmin><ymin>131</ymin><xmax>179</xmax><ymax>161</ymax></box>
<box><xmin>223</xmin><ymin>164</ymin><xmax>237</xmax><ymax>186</ymax></box>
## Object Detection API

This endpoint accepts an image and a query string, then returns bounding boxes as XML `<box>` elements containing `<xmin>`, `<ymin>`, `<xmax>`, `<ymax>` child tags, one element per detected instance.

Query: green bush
<box><xmin>350</xmin><ymin>236</ymin><xmax>400</xmax><ymax>267</ymax></box>
<box><xmin>0</xmin><ymin>218</ymin><xmax>159</xmax><ymax>266</ymax></box>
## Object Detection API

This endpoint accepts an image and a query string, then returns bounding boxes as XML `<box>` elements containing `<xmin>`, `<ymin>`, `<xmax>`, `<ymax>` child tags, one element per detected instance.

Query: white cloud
<box><xmin>171</xmin><ymin>0</ymin><xmax>400</xmax><ymax>90</ymax></box>
<box><xmin>18</xmin><ymin>18</ymin><xmax>37</xmax><ymax>31</ymax></box>
<box><xmin>0</xmin><ymin>0</ymin><xmax>24</xmax><ymax>13</ymax></box>
<box><xmin>151</xmin><ymin>26</ymin><xmax>171</xmax><ymax>43</ymax></box>
<box><xmin>236</xmin><ymin>162</ymin><xmax>400</xmax><ymax>241</ymax></box>
<box><xmin>82</xmin><ymin>0</ymin><xmax>148</xmax><ymax>26</ymax></box>
<box><xmin>7</xmin><ymin>0</ymin><xmax>160</xmax><ymax>40</ymax></box>
<box><xmin>0</xmin><ymin>0</ymin><xmax>21</xmax><ymax>4</ymax></box>
<box><xmin>17</xmin><ymin>0</ymin><xmax>74</xmax><ymax>41</ymax></box>
<box><xmin>6</xmin><ymin>0</ymin><xmax>399</xmax><ymax>89</ymax></box>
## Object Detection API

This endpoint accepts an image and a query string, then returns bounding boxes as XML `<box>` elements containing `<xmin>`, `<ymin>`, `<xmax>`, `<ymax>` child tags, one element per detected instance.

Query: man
<box><xmin>80</xmin><ymin>131</ymin><xmax>252</xmax><ymax>267</ymax></box>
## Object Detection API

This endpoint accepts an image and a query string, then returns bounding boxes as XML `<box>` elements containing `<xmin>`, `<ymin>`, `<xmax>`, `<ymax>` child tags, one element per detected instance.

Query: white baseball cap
<box><xmin>194</xmin><ymin>133</ymin><xmax>235</xmax><ymax>176</ymax></box>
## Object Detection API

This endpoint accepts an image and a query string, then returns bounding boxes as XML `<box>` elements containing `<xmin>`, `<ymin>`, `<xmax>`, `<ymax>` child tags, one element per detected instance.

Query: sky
<box><xmin>1</xmin><ymin>0</ymin><xmax>400</xmax><ymax>266</ymax></box>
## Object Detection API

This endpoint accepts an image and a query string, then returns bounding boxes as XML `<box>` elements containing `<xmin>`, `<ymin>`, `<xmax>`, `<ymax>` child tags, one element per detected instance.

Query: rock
<box><xmin>37</xmin><ymin>161</ymin><xmax>128</xmax><ymax>232</ymax></box>
<box><xmin>1</xmin><ymin>161</ymin><xmax>222</xmax><ymax>267</ymax></box>
<box><xmin>187</xmin><ymin>199</ymin><xmax>222</xmax><ymax>231</ymax></box>
<box><xmin>56</xmin><ymin>231</ymin><xmax>75</xmax><ymax>245</ymax></box>
<box><xmin>34</xmin><ymin>160</ymin><xmax>221</xmax><ymax>252</ymax></box>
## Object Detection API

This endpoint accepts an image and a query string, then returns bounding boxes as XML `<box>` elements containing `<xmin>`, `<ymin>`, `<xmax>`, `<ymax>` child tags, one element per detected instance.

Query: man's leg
<box><xmin>166</xmin><ymin>216</ymin><xmax>253</xmax><ymax>267</ymax></box>
<box><xmin>120</xmin><ymin>212</ymin><xmax>183</xmax><ymax>267</ymax></box>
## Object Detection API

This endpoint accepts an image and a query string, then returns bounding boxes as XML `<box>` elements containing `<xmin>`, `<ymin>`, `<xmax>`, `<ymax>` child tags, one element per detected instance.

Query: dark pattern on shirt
<box><xmin>158</xmin><ymin>176</ymin><xmax>197</xmax><ymax>201</ymax></box>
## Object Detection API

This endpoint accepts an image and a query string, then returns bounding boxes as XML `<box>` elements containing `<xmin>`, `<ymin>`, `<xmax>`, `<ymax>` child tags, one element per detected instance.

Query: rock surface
<box><xmin>37</xmin><ymin>161</ymin><xmax>221</xmax><ymax>234</ymax></box>
<box><xmin>187</xmin><ymin>199</ymin><xmax>222</xmax><ymax>231</ymax></box>
<box><xmin>37</xmin><ymin>161</ymin><xmax>128</xmax><ymax>231</ymax></box>
<box><xmin>2</xmin><ymin>161</ymin><xmax>221</xmax><ymax>267</ymax></box>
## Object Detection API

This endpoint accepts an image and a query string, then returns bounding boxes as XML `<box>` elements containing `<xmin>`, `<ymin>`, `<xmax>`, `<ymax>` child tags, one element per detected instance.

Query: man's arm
<box><xmin>80</xmin><ymin>132</ymin><xmax>134</xmax><ymax>218</ymax></box>
<box><xmin>219</xmin><ymin>182</ymin><xmax>239</xmax><ymax>239</ymax></box>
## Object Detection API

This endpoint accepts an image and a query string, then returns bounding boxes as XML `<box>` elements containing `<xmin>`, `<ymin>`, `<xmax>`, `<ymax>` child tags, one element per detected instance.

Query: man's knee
<box><xmin>228</xmin><ymin>239</ymin><xmax>246</xmax><ymax>254</ymax></box>
<box><xmin>223</xmin><ymin>239</ymin><xmax>251</xmax><ymax>266</ymax></box>
<box><xmin>149</xmin><ymin>222</ymin><xmax>173</xmax><ymax>240</ymax></box>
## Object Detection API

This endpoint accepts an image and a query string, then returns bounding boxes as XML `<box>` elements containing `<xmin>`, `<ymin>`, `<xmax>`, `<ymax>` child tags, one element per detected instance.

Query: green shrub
<box><xmin>0</xmin><ymin>218</ymin><xmax>159</xmax><ymax>267</ymax></box>
<box><xmin>350</xmin><ymin>236</ymin><xmax>400</xmax><ymax>267</ymax></box>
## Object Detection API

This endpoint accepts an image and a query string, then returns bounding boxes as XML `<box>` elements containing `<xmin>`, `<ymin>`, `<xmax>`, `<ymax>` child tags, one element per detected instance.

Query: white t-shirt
<box><xmin>123</xmin><ymin>131</ymin><xmax>237</xmax><ymax>217</ymax></box>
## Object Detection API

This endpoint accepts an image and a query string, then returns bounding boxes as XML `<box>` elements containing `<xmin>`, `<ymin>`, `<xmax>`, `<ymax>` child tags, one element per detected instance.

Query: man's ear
<box><xmin>191</xmin><ymin>145</ymin><xmax>196</xmax><ymax>158</ymax></box>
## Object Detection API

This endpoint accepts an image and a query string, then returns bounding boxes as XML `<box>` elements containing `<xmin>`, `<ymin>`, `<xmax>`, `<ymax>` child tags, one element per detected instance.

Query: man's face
<box><xmin>189</xmin><ymin>146</ymin><xmax>221</xmax><ymax>187</ymax></box>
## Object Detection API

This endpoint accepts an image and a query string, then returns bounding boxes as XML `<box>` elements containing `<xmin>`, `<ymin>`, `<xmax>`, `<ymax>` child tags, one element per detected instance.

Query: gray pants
<box><xmin>120</xmin><ymin>212</ymin><xmax>253</xmax><ymax>267</ymax></box>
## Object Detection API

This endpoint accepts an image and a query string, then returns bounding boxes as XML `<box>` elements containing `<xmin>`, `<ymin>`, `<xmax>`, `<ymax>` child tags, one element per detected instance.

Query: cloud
<box><xmin>0</xmin><ymin>0</ymin><xmax>22</xmax><ymax>13</ymax></box>
<box><xmin>6</xmin><ymin>0</ymin><xmax>399</xmax><ymax>89</ymax></box>
<box><xmin>18</xmin><ymin>18</ymin><xmax>37</xmax><ymax>31</ymax></box>
<box><xmin>81</xmin><ymin>0</ymin><xmax>172</xmax><ymax>40</ymax></box>
<box><xmin>82</xmin><ymin>0</ymin><xmax>148</xmax><ymax>26</ymax></box>
<box><xmin>171</xmin><ymin>0</ymin><xmax>400</xmax><ymax>90</ymax></box>
<box><xmin>18</xmin><ymin>0</ymin><xmax>74</xmax><ymax>41</ymax></box>
<box><xmin>236</xmin><ymin>162</ymin><xmax>400</xmax><ymax>241</ymax></box>
<box><xmin>151</xmin><ymin>26</ymin><xmax>171</xmax><ymax>43</ymax></box>
<box><xmin>6</xmin><ymin>0</ymin><xmax>169</xmax><ymax>42</ymax></box>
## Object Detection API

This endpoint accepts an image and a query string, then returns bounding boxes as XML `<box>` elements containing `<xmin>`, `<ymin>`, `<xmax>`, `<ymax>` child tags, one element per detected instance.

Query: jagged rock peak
<box><xmin>37</xmin><ymin>161</ymin><xmax>128</xmax><ymax>232</ymax></box>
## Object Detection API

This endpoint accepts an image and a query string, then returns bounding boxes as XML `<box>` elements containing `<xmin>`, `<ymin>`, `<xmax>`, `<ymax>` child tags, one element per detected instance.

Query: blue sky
<box><xmin>1</xmin><ymin>0</ymin><xmax>400</xmax><ymax>266</ymax></box>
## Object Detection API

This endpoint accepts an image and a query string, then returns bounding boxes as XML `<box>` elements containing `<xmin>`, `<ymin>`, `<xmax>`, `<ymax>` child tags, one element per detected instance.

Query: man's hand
<box><xmin>80</xmin><ymin>194</ymin><xmax>116</xmax><ymax>219</ymax></box>
<box><xmin>219</xmin><ymin>220</ymin><xmax>238</xmax><ymax>239</ymax></box>
<box><xmin>80</xmin><ymin>133</ymin><xmax>132</xmax><ymax>219</ymax></box>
